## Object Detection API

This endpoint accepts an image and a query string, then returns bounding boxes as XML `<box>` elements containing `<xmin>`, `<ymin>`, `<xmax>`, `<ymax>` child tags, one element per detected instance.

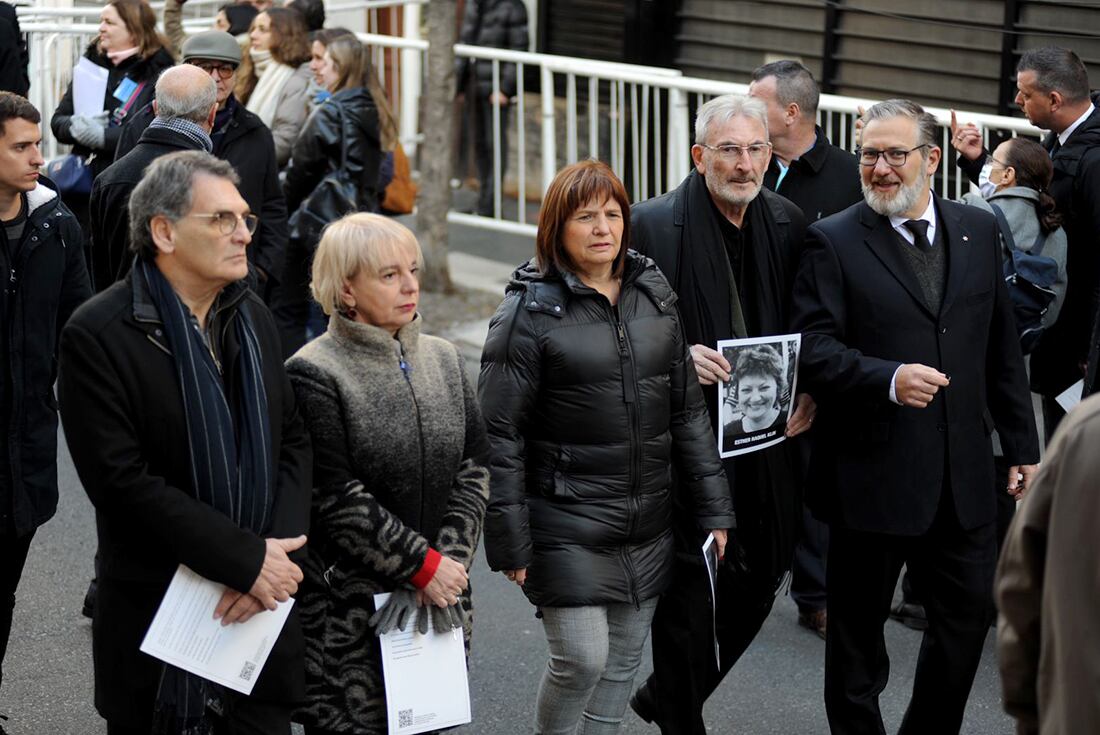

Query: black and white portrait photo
<box><xmin>717</xmin><ymin>334</ymin><xmax>801</xmax><ymax>457</ymax></box>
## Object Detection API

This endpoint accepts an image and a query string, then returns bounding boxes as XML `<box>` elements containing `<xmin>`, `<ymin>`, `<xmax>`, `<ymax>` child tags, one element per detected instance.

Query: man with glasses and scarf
<box><xmin>58</xmin><ymin>150</ymin><xmax>311</xmax><ymax>734</ymax></box>
<box><xmin>791</xmin><ymin>99</ymin><xmax>1039</xmax><ymax>735</ymax></box>
<box><xmin>628</xmin><ymin>93</ymin><xmax>814</xmax><ymax>735</ymax></box>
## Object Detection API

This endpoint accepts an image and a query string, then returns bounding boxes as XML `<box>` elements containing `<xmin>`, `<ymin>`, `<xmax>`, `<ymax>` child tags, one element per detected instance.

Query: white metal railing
<box><xmin>19</xmin><ymin>11</ymin><xmax>1043</xmax><ymax>234</ymax></box>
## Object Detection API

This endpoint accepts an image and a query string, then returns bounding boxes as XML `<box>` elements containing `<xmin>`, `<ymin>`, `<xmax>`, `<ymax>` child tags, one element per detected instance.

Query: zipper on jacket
<box><xmin>609</xmin><ymin>301</ymin><xmax>644</xmax><ymax>609</ymax></box>
<box><xmin>396</xmin><ymin>340</ymin><xmax>427</xmax><ymax>529</ymax></box>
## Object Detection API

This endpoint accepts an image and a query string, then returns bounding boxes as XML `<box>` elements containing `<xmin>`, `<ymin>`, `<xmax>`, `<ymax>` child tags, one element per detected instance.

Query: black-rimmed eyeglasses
<box><xmin>189</xmin><ymin>61</ymin><xmax>237</xmax><ymax>80</ymax></box>
<box><xmin>856</xmin><ymin>144</ymin><xmax>928</xmax><ymax>167</ymax></box>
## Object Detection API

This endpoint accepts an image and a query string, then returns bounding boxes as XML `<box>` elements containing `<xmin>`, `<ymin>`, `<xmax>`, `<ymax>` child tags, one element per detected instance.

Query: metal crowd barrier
<box><xmin>18</xmin><ymin>1</ymin><xmax>1043</xmax><ymax>234</ymax></box>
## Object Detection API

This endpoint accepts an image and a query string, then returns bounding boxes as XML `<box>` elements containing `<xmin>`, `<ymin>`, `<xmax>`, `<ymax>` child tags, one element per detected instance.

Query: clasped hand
<box><xmin>213</xmin><ymin>535</ymin><xmax>307</xmax><ymax>626</ymax></box>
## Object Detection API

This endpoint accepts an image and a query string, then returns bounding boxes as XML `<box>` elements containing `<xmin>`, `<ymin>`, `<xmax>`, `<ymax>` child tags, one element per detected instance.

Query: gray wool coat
<box><xmin>286</xmin><ymin>313</ymin><xmax>489</xmax><ymax>733</ymax></box>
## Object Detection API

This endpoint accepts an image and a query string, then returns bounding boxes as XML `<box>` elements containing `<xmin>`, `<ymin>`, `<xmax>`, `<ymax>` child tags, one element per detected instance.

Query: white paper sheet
<box><xmin>73</xmin><ymin>57</ymin><xmax>110</xmax><ymax>117</ymax></box>
<box><xmin>1055</xmin><ymin>379</ymin><xmax>1084</xmax><ymax>414</ymax></box>
<box><xmin>139</xmin><ymin>565</ymin><xmax>293</xmax><ymax>695</ymax></box>
<box><xmin>375</xmin><ymin>592</ymin><xmax>472</xmax><ymax>734</ymax></box>
<box><xmin>701</xmin><ymin>534</ymin><xmax>720</xmax><ymax>669</ymax></box>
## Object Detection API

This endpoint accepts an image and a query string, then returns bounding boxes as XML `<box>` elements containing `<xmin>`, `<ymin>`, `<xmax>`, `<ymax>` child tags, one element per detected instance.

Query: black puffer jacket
<box><xmin>454</xmin><ymin>0</ymin><xmax>529</xmax><ymax>97</ymax></box>
<box><xmin>0</xmin><ymin>179</ymin><xmax>91</xmax><ymax>537</ymax></box>
<box><xmin>283</xmin><ymin>86</ymin><xmax>382</xmax><ymax>244</ymax></box>
<box><xmin>479</xmin><ymin>251</ymin><xmax>733</xmax><ymax>607</ymax></box>
<box><xmin>50</xmin><ymin>43</ymin><xmax>174</xmax><ymax>180</ymax></box>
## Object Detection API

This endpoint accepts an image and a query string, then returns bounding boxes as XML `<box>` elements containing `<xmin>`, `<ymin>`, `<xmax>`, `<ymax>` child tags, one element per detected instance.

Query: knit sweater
<box><xmin>286</xmin><ymin>312</ymin><xmax>489</xmax><ymax>732</ymax></box>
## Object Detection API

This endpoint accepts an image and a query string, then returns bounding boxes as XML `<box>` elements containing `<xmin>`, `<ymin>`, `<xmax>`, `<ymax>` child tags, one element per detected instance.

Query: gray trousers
<box><xmin>535</xmin><ymin>597</ymin><xmax>658</xmax><ymax>735</ymax></box>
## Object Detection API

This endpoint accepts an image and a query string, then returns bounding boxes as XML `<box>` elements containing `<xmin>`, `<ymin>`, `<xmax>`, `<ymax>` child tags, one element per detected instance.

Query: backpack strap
<box><xmin>988</xmin><ymin>202</ymin><xmax>1018</xmax><ymax>253</ymax></box>
<box><xmin>990</xmin><ymin>200</ymin><xmax>1052</xmax><ymax>256</ymax></box>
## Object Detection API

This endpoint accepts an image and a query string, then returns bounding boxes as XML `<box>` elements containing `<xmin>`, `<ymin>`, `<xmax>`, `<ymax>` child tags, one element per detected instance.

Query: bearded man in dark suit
<box><xmin>791</xmin><ymin>99</ymin><xmax>1040</xmax><ymax>735</ymax></box>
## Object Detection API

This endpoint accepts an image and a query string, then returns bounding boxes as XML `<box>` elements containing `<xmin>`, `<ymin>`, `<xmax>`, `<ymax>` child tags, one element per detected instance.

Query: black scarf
<box><xmin>673</xmin><ymin>171</ymin><xmax>791</xmax><ymax>349</ymax></box>
<box><xmin>670</xmin><ymin>172</ymin><xmax>801</xmax><ymax>589</ymax></box>
<box><xmin>140</xmin><ymin>261</ymin><xmax>274</xmax><ymax>734</ymax></box>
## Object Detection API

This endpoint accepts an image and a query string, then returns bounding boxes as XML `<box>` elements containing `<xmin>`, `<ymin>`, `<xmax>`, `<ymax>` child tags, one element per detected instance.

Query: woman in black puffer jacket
<box><xmin>479</xmin><ymin>160</ymin><xmax>733</xmax><ymax>735</ymax></box>
<box><xmin>277</xmin><ymin>35</ymin><xmax>382</xmax><ymax>355</ymax></box>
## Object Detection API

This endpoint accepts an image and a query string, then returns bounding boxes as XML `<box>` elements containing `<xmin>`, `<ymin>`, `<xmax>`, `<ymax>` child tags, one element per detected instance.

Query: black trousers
<box><xmin>790</xmin><ymin>505</ymin><xmax>829</xmax><ymax>613</ymax></box>
<box><xmin>106</xmin><ymin>696</ymin><xmax>292</xmax><ymax>735</ymax></box>
<box><xmin>0</xmin><ymin>530</ymin><xmax>35</xmax><ymax>690</ymax></box>
<box><xmin>824</xmin><ymin>492</ymin><xmax>996</xmax><ymax>735</ymax></box>
<box><xmin>637</xmin><ymin>555</ymin><xmax>776</xmax><ymax>735</ymax></box>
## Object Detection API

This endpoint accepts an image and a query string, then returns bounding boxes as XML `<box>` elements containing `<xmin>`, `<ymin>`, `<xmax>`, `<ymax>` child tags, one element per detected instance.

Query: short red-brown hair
<box><xmin>536</xmin><ymin>160</ymin><xmax>631</xmax><ymax>278</ymax></box>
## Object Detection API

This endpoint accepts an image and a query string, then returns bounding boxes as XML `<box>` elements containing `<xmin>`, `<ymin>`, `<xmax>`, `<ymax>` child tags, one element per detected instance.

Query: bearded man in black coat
<box><xmin>628</xmin><ymin>93</ymin><xmax>814</xmax><ymax>735</ymax></box>
<box><xmin>58</xmin><ymin>151</ymin><xmax>311</xmax><ymax>733</ymax></box>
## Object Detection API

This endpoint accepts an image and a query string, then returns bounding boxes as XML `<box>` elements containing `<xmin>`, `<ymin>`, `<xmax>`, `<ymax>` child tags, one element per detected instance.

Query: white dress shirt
<box><xmin>1059</xmin><ymin>103</ymin><xmax>1095</xmax><ymax>146</ymax></box>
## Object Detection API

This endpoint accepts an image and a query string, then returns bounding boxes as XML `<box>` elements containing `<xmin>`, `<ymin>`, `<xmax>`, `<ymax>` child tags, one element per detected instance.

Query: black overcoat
<box><xmin>790</xmin><ymin>196</ymin><xmax>1040</xmax><ymax>534</ymax></box>
<box><xmin>57</xmin><ymin>270</ymin><xmax>312</xmax><ymax>725</ymax></box>
<box><xmin>631</xmin><ymin>174</ymin><xmax>807</xmax><ymax>585</ymax></box>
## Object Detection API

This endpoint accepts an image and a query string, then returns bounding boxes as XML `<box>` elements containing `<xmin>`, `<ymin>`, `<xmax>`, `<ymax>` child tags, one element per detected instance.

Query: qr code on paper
<box><xmin>398</xmin><ymin>708</ymin><xmax>413</xmax><ymax>728</ymax></box>
<box><xmin>239</xmin><ymin>661</ymin><xmax>256</xmax><ymax>681</ymax></box>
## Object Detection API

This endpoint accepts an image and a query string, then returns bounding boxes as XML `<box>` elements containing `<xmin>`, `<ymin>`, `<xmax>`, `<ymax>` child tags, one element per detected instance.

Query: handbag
<box><xmin>381</xmin><ymin>141</ymin><xmax>418</xmax><ymax>215</ymax></box>
<box><xmin>45</xmin><ymin>153</ymin><xmax>94</xmax><ymax>195</ymax></box>
<box><xmin>289</xmin><ymin>101</ymin><xmax>360</xmax><ymax>244</ymax></box>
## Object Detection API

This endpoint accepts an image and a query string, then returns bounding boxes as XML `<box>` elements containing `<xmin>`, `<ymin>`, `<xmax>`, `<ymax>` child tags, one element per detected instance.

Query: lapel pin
<box><xmin>963</xmin><ymin>235</ymin><xmax>969</xmax><ymax>242</ymax></box>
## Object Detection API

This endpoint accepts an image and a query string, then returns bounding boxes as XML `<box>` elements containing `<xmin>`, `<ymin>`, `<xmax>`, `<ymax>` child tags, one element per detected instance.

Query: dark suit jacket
<box><xmin>57</xmin><ymin>271</ymin><xmax>312</xmax><ymax>723</ymax></box>
<box><xmin>791</xmin><ymin>195</ymin><xmax>1039</xmax><ymax>535</ymax></box>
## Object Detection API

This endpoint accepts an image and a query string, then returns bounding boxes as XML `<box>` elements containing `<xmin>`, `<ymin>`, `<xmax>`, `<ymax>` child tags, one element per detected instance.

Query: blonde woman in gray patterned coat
<box><xmin>285</xmin><ymin>213</ymin><xmax>490</xmax><ymax>734</ymax></box>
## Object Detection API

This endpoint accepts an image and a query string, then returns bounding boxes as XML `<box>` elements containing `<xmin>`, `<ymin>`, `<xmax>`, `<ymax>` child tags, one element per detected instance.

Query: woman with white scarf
<box><xmin>236</xmin><ymin>6</ymin><xmax>311</xmax><ymax>167</ymax></box>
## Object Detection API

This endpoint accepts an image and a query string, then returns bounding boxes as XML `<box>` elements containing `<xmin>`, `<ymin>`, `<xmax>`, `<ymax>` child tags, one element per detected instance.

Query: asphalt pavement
<box><xmin>1</xmin><ymin>218</ymin><xmax>1015</xmax><ymax>734</ymax></box>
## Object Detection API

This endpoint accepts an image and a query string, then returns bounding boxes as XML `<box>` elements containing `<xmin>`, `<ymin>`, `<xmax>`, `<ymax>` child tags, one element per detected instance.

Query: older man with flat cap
<box><xmin>117</xmin><ymin>30</ymin><xmax>288</xmax><ymax>301</ymax></box>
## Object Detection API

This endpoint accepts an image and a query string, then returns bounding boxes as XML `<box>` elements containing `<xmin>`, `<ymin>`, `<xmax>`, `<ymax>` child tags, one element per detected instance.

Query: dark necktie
<box><xmin>904</xmin><ymin>219</ymin><xmax>933</xmax><ymax>252</ymax></box>
<box><xmin>1043</xmin><ymin>133</ymin><xmax>1060</xmax><ymax>157</ymax></box>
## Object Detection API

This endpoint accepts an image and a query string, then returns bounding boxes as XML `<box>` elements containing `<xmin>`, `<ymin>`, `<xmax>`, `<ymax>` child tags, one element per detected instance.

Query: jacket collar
<box><xmin>988</xmin><ymin>186</ymin><xmax>1041</xmax><ymax>205</ymax></box>
<box><xmin>858</xmin><ymin>193</ymin><xmax>972</xmax><ymax>319</ymax></box>
<box><xmin>130</xmin><ymin>259</ymin><xmax>251</xmax><ymax>325</ymax></box>
<box><xmin>508</xmin><ymin>250</ymin><xmax>678</xmax><ymax>317</ymax></box>
<box><xmin>327</xmin><ymin>309</ymin><xmax>421</xmax><ymax>361</ymax></box>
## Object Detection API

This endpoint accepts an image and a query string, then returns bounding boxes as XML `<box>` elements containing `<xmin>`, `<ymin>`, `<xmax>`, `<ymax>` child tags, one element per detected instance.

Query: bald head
<box><xmin>153</xmin><ymin>65</ymin><xmax>218</xmax><ymax>128</ymax></box>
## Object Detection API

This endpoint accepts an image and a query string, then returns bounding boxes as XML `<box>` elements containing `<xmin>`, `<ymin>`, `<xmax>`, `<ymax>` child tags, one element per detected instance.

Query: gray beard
<box><xmin>705</xmin><ymin>168</ymin><xmax>762</xmax><ymax>209</ymax></box>
<box><xmin>862</xmin><ymin>171</ymin><xmax>926</xmax><ymax>218</ymax></box>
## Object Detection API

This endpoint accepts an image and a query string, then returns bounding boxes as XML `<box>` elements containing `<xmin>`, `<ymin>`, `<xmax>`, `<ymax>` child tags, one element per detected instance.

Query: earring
<box><xmin>344</xmin><ymin>303</ymin><xmax>358</xmax><ymax>320</ymax></box>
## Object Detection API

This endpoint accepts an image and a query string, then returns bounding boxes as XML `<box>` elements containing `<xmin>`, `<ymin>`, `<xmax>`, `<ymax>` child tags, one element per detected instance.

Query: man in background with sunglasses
<box><xmin>115</xmin><ymin>30</ymin><xmax>288</xmax><ymax>305</ymax></box>
<box><xmin>791</xmin><ymin>99</ymin><xmax>1039</xmax><ymax>735</ymax></box>
<box><xmin>59</xmin><ymin>150</ymin><xmax>312</xmax><ymax>733</ymax></box>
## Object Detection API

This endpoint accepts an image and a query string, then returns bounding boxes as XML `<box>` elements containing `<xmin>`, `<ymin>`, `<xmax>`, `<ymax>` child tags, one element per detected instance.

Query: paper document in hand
<box><xmin>702</xmin><ymin>535</ymin><xmax>720</xmax><ymax>669</ymax></box>
<box><xmin>375</xmin><ymin>592</ymin><xmax>472</xmax><ymax>734</ymax></box>
<box><xmin>139</xmin><ymin>565</ymin><xmax>293</xmax><ymax>695</ymax></box>
<box><xmin>1056</xmin><ymin>379</ymin><xmax>1084</xmax><ymax>414</ymax></box>
<box><xmin>73</xmin><ymin>58</ymin><xmax>110</xmax><ymax>117</ymax></box>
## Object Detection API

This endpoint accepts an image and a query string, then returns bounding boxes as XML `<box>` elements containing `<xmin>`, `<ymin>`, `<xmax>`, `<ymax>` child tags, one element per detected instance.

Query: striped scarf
<box><xmin>140</xmin><ymin>260</ymin><xmax>274</xmax><ymax>733</ymax></box>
